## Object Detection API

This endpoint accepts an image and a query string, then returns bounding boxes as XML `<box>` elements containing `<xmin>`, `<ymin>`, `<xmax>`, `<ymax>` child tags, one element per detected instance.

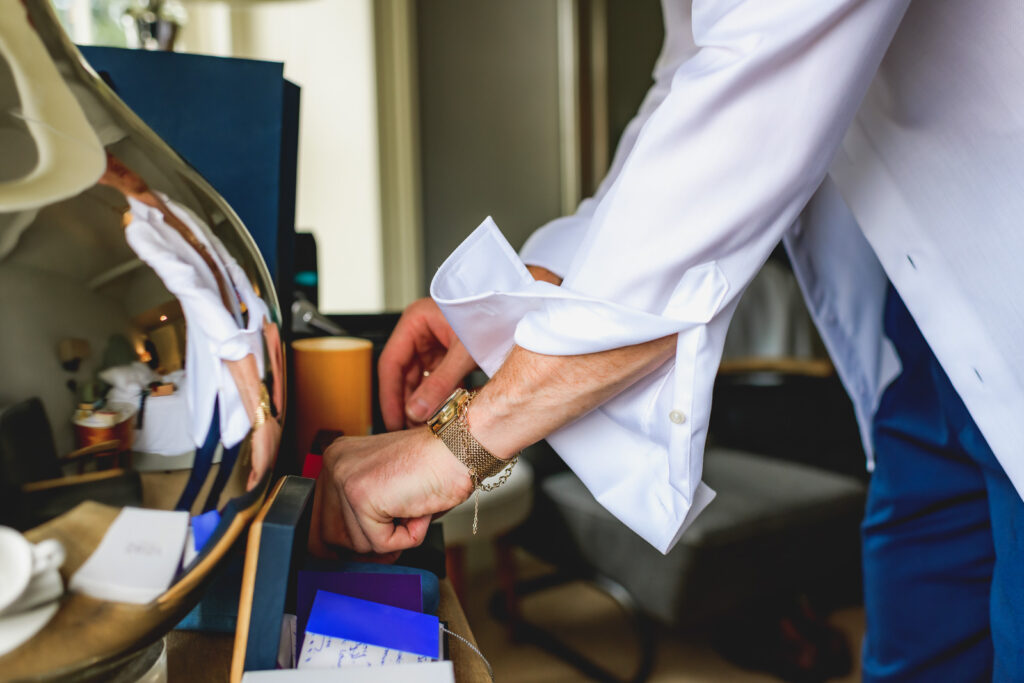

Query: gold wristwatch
<box><xmin>252</xmin><ymin>382</ymin><xmax>273</xmax><ymax>430</ymax></box>
<box><xmin>427</xmin><ymin>388</ymin><xmax>508</xmax><ymax>481</ymax></box>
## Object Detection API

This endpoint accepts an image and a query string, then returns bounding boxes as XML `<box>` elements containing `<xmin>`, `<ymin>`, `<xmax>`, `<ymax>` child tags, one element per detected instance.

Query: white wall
<box><xmin>180</xmin><ymin>0</ymin><xmax>384</xmax><ymax>313</ymax></box>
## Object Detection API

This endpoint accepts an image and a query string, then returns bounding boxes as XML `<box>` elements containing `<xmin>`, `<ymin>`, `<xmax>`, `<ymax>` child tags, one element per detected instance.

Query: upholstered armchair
<box><xmin>0</xmin><ymin>398</ymin><xmax>142</xmax><ymax>530</ymax></box>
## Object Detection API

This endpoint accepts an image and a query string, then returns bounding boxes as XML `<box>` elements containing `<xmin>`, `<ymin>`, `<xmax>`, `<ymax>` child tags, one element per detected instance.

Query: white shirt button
<box><xmin>669</xmin><ymin>410</ymin><xmax>687</xmax><ymax>425</ymax></box>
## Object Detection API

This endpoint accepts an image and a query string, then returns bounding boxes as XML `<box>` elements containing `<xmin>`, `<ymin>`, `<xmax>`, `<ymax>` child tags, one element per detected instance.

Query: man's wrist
<box><xmin>425</xmin><ymin>388</ymin><xmax>518</xmax><ymax>467</ymax></box>
<box><xmin>526</xmin><ymin>264</ymin><xmax>563</xmax><ymax>286</ymax></box>
<box><xmin>422</xmin><ymin>427</ymin><xmax>475</xmax><ymax>494</ymax></box>
<box><xmin>463</xmin><ymin>389</ymin><xmax>520</xmax><ymax>462</ymax></box>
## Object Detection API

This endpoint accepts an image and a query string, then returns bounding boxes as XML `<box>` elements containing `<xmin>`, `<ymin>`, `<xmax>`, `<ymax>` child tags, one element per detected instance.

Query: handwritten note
<box><xmin>69</xmin><ymin>507</ymin><xmax>189</xmax><ymax>603</ymax></box>
<box><xmin>298</xmin><ymin>632</ymin><xmax>437</xmax><ymax>670</ymax></box>
<box><xmin>303</xmin><ymin>590</ymin><xmax>441</xmax><ymax>659</ymax></box>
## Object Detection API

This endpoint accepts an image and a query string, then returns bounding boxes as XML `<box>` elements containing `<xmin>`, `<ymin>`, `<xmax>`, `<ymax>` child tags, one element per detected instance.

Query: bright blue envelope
<box><xmin>305</xmin><ymin>590</ymin><xmax>440</xmax><ymax>660</ymax></box>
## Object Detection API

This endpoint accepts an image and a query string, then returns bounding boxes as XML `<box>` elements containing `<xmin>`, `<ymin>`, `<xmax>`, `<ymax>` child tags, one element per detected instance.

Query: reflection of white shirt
<box><xmin>433</xmin><ymin>0</ymin><xmax>1024</xmax><ymax>553</ymax></box>
<box><xmin>125</xmin><ymin>193</ymin><xmax>267</xmax><ymax>448</ymax></box>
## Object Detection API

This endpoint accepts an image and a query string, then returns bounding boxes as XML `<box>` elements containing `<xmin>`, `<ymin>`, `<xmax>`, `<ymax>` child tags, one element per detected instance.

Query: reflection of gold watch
<box><xmin>427</xmin><ymin>388</ymin><xmax>507</xmax><ymax>481</ymax></box>
<box><xmin>252</xmin><ymin>383</ymin><xmax>272</xmax><ymax>430</ymax></box>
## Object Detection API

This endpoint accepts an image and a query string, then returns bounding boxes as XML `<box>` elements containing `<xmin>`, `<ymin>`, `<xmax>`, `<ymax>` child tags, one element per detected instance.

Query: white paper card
<box><xmin>278</xmin><ymin>614</ymin><xmax>297</xmax><ymax>669</ymax></box>
<box><xmin>182</xmin><ymin>526</ymin><xmax>199</xmax><ymax>567</ymax></box>
<box><xmin>298</xmin><ymin>633</ymin><xmax>438</xmax><ymax>670</ymax></box>
<box><xmin>242</xmin><ymin>661</ymin><xmax>454</xmax><ymax>682</ymax></box>
<box><xmin>69</xmin><ymin>507</ymin><xmax>189</xmax><ymax>603</ymax></box>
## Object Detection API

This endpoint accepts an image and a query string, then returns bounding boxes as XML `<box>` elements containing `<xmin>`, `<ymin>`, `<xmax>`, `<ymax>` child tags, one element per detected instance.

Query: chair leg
<box><xmin>490</xmin><ymin>572</ymin><xmax>656</xmax><ymax>683</ymax></box>
<box><xmin>592</xmin><ymin>575</ymin><xmax>656</xmax><ymax>683</ymax></box>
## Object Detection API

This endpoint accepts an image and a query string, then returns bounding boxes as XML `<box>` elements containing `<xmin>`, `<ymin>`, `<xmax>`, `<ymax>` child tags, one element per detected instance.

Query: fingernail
<box><xmin>407</xmin><ymin>398</ymin><xmax>430</xmax><ymax>422</ymax></box>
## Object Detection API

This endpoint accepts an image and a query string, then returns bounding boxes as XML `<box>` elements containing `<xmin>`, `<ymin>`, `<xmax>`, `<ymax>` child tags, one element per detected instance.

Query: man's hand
<box><xmin>247</xmin><ymin>418</ymin><xmax>281</xmax><ymax>491</ymax></box>
<box><xmin>378</xmin><ymin>268</ymin><xmax>562</xmax><ymax>432</ymax></box>
<box><xmin>378</xmin><ymin>298</ymin><xmax>477</xmax><ymax>430</ymax></box>
<box><xmin>263</xmin><ymin>319</ymin><xmax>285</xmax><ymax>418</ymax></box>
<box><xmin>309</xmin><ymin>429</ymin><xmax>474</xmax><ymax>555</ymax></box>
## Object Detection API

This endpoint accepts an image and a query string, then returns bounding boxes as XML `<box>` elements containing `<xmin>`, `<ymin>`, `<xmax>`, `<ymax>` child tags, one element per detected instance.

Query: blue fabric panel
<box><xmin>78</xmin><ymin>46</ymin><xmax>288</xmax><ymax>285</ymax></box>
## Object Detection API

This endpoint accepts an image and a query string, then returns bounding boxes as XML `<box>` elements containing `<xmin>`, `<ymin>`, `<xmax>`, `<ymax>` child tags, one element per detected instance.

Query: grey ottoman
<box><xmin>533</xmin><ymin>447</ymin><xmax>866</xmax><ymax>625</ymax></box>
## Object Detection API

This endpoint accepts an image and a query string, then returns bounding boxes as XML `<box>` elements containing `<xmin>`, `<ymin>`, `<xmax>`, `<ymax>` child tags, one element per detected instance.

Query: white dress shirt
<box><xmin>126</xmin><ymin>193</ymin><xmax>267</xmax><ymax>449</ymax></box>
<box><xmin>432</xmin><ymin>0</ymin><xmax>1024</xmax><ymax>553</ymax></box>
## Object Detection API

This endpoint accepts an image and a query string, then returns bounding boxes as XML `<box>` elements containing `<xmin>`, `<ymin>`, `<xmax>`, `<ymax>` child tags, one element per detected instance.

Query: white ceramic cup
<box><xmin>0</xmin><ymin>527</ymin><xmax>65</xmax><ymax>615</ymax></box>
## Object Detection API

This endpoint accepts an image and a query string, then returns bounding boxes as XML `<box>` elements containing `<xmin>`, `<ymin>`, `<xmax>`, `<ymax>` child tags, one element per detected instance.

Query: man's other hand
<box><xmin>378</xmin><ymin>298</ymin><xmax>477</xmax><ymax>430</ymax></box>
<box><xmin>308</xmin><ymin>429</ymin><xmax>473</xmax><ymax>555</ymax></box>
<box><xmin>247</xmin><ymin>418</ymin><xmax>281</xmax><ymax>492</ymax></box>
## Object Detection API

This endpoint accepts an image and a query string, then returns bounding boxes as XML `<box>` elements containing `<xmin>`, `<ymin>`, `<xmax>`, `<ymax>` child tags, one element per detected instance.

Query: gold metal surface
<box><xmin>0</xmin><ymin>1</ymin><xmax>284</xmax><ymax>677</ymax></box>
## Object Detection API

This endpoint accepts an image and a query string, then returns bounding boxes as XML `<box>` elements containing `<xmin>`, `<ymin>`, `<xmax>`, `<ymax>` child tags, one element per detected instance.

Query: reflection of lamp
<box><xmin>122</xmin><ymin>0</ymin><xmax>188</xmax><ymax>51</ymax></box>
<box><xmin>137</xmin><ymin>0</ymin><xmax>306</xmax><ymax>52</ymax></box>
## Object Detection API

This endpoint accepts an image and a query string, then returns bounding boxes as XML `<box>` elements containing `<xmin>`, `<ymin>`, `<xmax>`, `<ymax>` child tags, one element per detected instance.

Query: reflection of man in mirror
<box><xmin>98</xmin><ymin>153</ymin><xmax>282</xmax><ymax>508</ymax></box>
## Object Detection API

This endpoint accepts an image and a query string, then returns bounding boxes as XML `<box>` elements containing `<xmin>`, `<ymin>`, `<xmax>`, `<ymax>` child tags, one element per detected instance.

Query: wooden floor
<box><xmin>462</xmin><ymin>548</ymin><xmax>865</xmax><ymax>683</ymax></box>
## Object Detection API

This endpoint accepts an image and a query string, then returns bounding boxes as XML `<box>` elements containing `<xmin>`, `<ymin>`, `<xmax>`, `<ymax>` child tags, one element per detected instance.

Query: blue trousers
<box><xmin>175</xmin><ymin>401</ymin><xmax>240</xmax><ymax>513</ymax></box>
<box><xmin>862</xmin><ymin>289</ymin><xmax>1024</xmax><ymax>681</ymax></box>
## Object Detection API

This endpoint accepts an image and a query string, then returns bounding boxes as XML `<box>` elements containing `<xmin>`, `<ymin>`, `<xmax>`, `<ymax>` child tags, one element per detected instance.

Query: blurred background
<box><xmin>52</xmin><ymin>3</ymin><xmax>871</xmax><ymax>680</ymax></box>
<box><xmin>54</xmin><ymin>0</ymin><xmax>668</xmax><ymax>316</ymax></box>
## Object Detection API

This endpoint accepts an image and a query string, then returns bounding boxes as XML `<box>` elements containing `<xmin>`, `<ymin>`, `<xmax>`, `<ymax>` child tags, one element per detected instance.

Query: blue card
<box><xmin>295</xmin><ymin>571</ymin><xmax>422</xmax><ymax>645</ymax></box>
<box><xmin>191</xmin><ymin>509</ymin><xmax>221</xmax><ymax>551</ymax></box>
<box><xmin>305</xmin><ymin>590</ymin><xmax>439</xmax><ymax>659</ymax></box>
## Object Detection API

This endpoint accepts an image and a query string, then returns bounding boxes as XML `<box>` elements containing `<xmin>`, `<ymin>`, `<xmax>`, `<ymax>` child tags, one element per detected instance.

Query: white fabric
<box><xmin>132</xmin><ymin>392</ymin><xmax>193</xmax><ymax>457</ymax></box>
<box><xmin>125</xmin><ymin>194</ymin><xmax>267</xmax><ymax>448</ymax></box>
<box><xmin>721</xmin><ymin>260</ymin><xmax>816</xmax><ymax>361</ymax></box>
<box><xmin>433</xmin><ymin>0</ymin><xmax>1024</xmax><ymax>553</ymax></box>
<box><xmin>99</xmin><ymin>361</ymin><xmax>157</xmax><ymax>402</ymax></box>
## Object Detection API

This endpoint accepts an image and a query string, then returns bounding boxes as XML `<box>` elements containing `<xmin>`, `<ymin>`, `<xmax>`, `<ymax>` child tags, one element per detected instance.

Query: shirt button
<box><xmin>669</xmin><ymin>410</ymin><xmax>686</xmax><ymax>425</ymax></box>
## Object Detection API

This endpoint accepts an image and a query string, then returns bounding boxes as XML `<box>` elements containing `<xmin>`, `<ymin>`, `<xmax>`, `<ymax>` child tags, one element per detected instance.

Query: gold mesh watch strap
<box><xmin>434</xmin><ymin>392</ymin><xmax>509</xmax><ymax>481</ymax></box>
<box><xmin>252</xmin><ymin>382</ymin><xmax>272</xmax><ymax>430</ymax></box>
<box><xmin>428</xmin><ymin>388</ymin><xmax>517</xmax><ymax>534</ymax></box>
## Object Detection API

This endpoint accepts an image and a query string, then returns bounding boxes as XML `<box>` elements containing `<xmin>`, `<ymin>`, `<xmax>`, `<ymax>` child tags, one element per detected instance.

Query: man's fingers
<box><xmin>339</xmin><ymin>493</ymin><xmax>375</xmax><ymax>555</ymax></box>
<box><xmin>405</xmin><ymin>351</ymin><xmax>470</xmax><ymax>423</ymax></box>
<box><xmin>378</xmin><ymin>321</ymin><xmax>417</xmax><ymax>431</ymax></box>
<box><xmin>366</xmin><ymin>515</ymin><xmax>433</xmax><ymax>554</ymax></box>
<box><xmin>402</xmin><ymin>515</ymin><xmax>433</xmax><ymax>545</ymax></box>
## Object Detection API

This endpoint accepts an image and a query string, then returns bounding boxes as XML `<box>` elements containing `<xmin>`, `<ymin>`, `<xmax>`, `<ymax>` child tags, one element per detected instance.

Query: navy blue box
<box><xmin>78</xmin><ymin>47</ymin><xmax>299</xmax><ymax>311</ymax></box>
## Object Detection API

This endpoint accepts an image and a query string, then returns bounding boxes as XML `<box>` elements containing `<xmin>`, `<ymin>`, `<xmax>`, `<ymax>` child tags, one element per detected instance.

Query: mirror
<box><xmin>0</xmin><ymin>0</ymin><xmax>284</xmax><ymax>676</ymax></box>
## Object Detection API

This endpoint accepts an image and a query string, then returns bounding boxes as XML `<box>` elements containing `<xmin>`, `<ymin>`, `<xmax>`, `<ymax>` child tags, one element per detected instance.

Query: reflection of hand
<box><xmin>378</xmin><ymin>298</ymin><xmax>477</xmax><ymax>431</ymax></box>
<box><xmin>308</xmin><ymin>429</ymin><xmax>472</xmax><ymax>555</ymax></box>
<box><xmin>262</xmin><ymin>319</ymin><xmax>285</xmax><ymax>418</ymax></box>
<box><xmin>247</xmin><ymin>418</ymin><xmax>281</xmax><ymax>491</ymax></box>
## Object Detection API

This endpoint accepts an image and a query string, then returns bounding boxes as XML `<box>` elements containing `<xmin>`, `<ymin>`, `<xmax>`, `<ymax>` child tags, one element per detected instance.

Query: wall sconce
<box><xmin>58</xmin><ymin>337</ymin><xmax>91</xmax><ymax>372</ymax></box>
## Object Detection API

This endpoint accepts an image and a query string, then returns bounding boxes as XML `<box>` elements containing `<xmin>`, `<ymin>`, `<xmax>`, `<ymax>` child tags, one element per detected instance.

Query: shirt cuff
<box><xmin>431</xmin><ymin>217</ymin><xmax>726</xmax><ymax>552</ymax></box>
<box><xmin>216</xmin><ymin>329</ymin><xmax>258</xmax><ymax>362</ymax></box>
<box><xmin>518</xmin><ymin>202</ymin><xmax>596</xmax><ymax>279</ymax></box>
<box><xmin>433</xmin><ymin>218</ymin><xmax>727</xmax><ymax>365</ymax></box>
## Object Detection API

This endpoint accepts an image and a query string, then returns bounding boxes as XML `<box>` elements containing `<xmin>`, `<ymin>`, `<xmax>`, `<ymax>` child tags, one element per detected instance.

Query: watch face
<box><xmin>427</xmin><ymin>388</ymin><xmax>464</xmax><ymax>427</ymax></box>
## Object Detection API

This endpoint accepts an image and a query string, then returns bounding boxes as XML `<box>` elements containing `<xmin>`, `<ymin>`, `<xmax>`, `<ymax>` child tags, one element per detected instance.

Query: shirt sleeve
<box><xmin>173</xmin><ymin>199</ymin><xmax>271</xmax><ymax>340</ymax></box>
<box><xmin>434</xmin><ymin>0</ymin><xmax>909</xmax><ymax>553</ymax></box>
<box><xmin>125</xmin><ymin>197</ymin><xmax>252</xmax><ymax>362</ymax></box>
